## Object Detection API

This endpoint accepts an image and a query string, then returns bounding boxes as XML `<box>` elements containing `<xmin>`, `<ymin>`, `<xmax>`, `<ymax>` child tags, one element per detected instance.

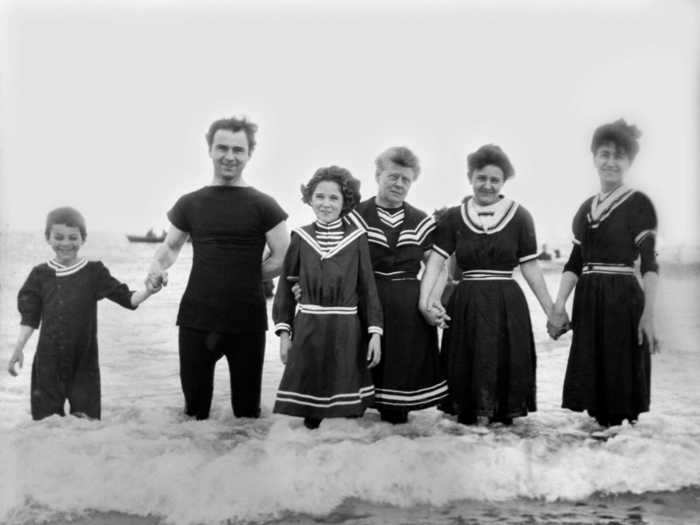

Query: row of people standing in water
<box><xmin>7</xmin><ymin>116</ymin><xmax>658</xmax><ymax>433</ymax></box>
<box><xmin>272</xmin><ymin>118</ymin><xmax>658</xmax><ymax>429</ymax></box>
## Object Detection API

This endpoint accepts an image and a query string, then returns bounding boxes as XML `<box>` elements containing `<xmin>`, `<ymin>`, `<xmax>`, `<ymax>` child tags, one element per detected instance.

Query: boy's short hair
<box><xmin>45</xmin><ymin>207</ymin><xmax>87</xmax><ymax>239</ymax></box>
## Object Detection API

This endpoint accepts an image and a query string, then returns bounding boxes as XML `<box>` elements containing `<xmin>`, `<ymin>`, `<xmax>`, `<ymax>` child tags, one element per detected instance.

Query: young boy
<box><xmin>7</xmin><ymin>207</ymin><xmax>160</xmax><ymax>420</ymax></box>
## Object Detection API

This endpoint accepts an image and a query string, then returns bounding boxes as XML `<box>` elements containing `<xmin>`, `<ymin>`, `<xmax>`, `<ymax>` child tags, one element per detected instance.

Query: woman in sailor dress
<box><xmin>272</xmin><ymin>166</ymin><xmax>383</xmax><ymax>429</ymax></box>
<box><xmin>550</xmin><ymin>120</ymin><xmax>659</xmax><ymax>427</ymax></box>
<box><xmin>420</xmin><ymin>145</ymin><xmax>556</xmax><ymax>425</ymax></box>
<box><xmin>350</xmin><ymin>147</ymin><xmax>448</xmax><ymax>424</ymax></box>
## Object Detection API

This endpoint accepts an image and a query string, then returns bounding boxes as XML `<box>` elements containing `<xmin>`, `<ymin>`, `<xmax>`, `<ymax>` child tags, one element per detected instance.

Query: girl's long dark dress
<box><xmin>272</xmin><ymin>219</ymin><xmax>383</xmax><ymax>419</ymax></box>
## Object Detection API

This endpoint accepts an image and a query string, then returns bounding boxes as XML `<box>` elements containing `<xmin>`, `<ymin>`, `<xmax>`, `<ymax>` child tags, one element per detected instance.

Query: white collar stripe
<box><xmin>48</xmin><ymin>258</ymin><xmax>88</xmax><ymax>277</ymax></box>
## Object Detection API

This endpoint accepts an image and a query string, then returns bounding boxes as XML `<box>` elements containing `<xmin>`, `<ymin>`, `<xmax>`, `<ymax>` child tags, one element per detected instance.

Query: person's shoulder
<box><xmin>629</xmin><ymin>189</ymin><xmax>655</xmax><ymax>209</ymax></box>
<box><xmin>403</xmin><ymin>201</ymin><xmax>428</xmax><ymax>221</ymax></box>
<box><xmin>355</xmin><ymin>198</ymin><xmax>375</xmax><ymax>215</ymax></box>
<box><xmin>247</xmin><ymin>186</ymin><xmax>285</xmax><ymax>209</ymax></box>
<box><xmin>27</xmin><ymin>262</ymin><xmax>51</xmax><ymax>277</ymax></box>
<box><xmin>512</xmin><ymin>201</ymin><xmax>534</xmax><ymax>222</ymax></box>
<box><xmin>173</xmin><ymin>186</ymin><xmax>209</xmax><ymax>206</ymax></box>
<box><xmin>575</xmin><ymin>195</ymin><xmax>595</xmax><ymax>216</ymax></box>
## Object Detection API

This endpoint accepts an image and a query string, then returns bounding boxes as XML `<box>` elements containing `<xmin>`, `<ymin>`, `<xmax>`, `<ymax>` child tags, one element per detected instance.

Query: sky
<box><xmin>0</xmin><ymin>0</ymin><xmax>698</xmax><ymax>250</ymax></box>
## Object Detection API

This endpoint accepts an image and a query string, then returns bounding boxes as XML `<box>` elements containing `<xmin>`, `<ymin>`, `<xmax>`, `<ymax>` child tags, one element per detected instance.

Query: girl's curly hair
<box><xmin>300</xmin><ymin>166</ymin><xmax>362</xmax><ymax>216</ymax></box>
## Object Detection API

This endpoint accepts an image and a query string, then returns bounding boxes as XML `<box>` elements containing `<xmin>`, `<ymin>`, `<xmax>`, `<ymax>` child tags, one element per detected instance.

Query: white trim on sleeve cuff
<box><xmin>368</xmin><ymin>326</ymin><xmax>384</xmax><ymax>336</ymax></box>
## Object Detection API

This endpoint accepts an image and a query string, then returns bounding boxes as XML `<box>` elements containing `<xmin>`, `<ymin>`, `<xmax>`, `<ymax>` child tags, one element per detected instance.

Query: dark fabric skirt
<box><xmin>562</xmin><ymin>273</ymin><xmax>650</xmax><ymax>421</ymax></box>
<box><xmin>372</xmin><ymin>279</ymin><xmax>447</xmax><ymax>411</ymax></box>
<box><xmin>274</xmin><ymin>312</ymin><xmax>374</xmax><ymax>418</ymax></box>
<box><xmin>441</xmin><ymin>279</ymin><xmax>537</xmax><ymax>419</ymax></box>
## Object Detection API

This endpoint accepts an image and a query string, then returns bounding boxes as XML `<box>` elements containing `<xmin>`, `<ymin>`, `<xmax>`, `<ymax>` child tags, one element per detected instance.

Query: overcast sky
<box><xmin>1</xmin><ymin>0</ymin><xmax>698</xmax><ymax>248</ymax></box>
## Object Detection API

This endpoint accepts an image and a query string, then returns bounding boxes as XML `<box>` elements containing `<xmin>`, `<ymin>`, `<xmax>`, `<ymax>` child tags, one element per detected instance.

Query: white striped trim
<box><xmin>374</xmin><ymin>270</ymin><xmax>408</xmax><ymax>277</ymax></box>
<box><xmin>462</xmin><ymin>269</ymin><xmax>513</xmax><ymax>280</ymax></box>
<box><xmin>519</xmin><ymin>253</ymin><xmax>539</xmax><ymax>263</ymax></box>
<box><xmin>298</xmin><ymin>304</ymin><xmax>358</xmax><ymax>315</ymax></box>
<box><xmin>349</xmin><ymin>209</ymin><xmax>390</xmax><ymax>248</ymax></box>
<box><xmin>461</xmin><ymin>198</ymin><xmax>519</xmax><ymax>234</ymax></box>
<box><xmin>587</xmin><ymin>188</ymin><xmax>635</xmax><ymax>228</ymax></box>
<box><xmin>375</xmin><ymin>381</ymin><xmax>448</xmax><ymax>405</ymax></box>
<box><xmin>368</xmin><ymin>326</ymin><xmax>384</xmax><ymax>336</ymax></box>
<box><xmin>572</xmin><ymin>238</ymin><xmax>581</xmax><ymax>246</ymax></box>
<box><xmin>274</xmin><ymin>323</ymin><xmax>292</xmax><ymax>333</ymax></box>
<box><xmin>377</xmin><ymin>207</ymin><xmax>405</xmax><ymax>228</ymax></box>
<box><xmin>294</xmin><ymin>226</ymin><xmax>365</xmax><ymax>260</ymax></box>
<box><xmin>48</xmin><ymin>258</ymin><xmax>88</xmax><ymax>277</ymax></box>
<box><xmin>634</xmin><ymin>229</ymin><xmax>656</xmax><ymax>245</ymax></box>
<box><xmin>396</xmin><ymin>215</ymin><xmax>436</xmax><ymax>247</ymax></box>
<box><xmin>431</xmin><ymin>245</ymin><xmax>450</xmax><ymax>259</ymax></box>
<box><xmin>276</xmin><ymin>386</ymin><xmax>375</xmax><ymax>408</ymax></box>
<box><xmin>581</xmin><ymin>263</ymin><xmax>634</xmax><ymax>276</ymax></box>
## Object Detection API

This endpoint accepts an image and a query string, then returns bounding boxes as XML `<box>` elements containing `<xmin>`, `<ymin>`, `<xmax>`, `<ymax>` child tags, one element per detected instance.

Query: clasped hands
<box><xmin>547</xmin><ymin>304</ymin><xmax>570</xmax><ymax>340</ymax></box>
<box><xmin>145</xmin><ymin>270</ymin><xmax>168</xmax><ymax>293</ymax></box>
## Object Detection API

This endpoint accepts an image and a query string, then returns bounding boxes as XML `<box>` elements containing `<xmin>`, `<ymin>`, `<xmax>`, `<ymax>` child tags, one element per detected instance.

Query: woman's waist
<box><xmin>458</xmin><ymin>269</ymin><xmax>515</xmax><ymax>281</ymax></box>
<box><xmin>580</xmin><ymin>262</ymin><xmax>635</xmax><ymax>276</ymax></box>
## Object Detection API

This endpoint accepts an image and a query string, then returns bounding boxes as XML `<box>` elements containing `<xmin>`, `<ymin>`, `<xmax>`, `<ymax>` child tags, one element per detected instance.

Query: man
<box><xmin>147</xmin><ymin>116</ymin><xmax>289</xmax><ymax>420</ymax></box>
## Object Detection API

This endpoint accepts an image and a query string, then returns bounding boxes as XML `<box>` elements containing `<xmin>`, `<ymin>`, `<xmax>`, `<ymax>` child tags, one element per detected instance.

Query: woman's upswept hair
<box><xmin>590</xmin><ymin>118</ymin><xmax>642</xmax><ymax>160</ymax></box>
<box><xmin>45</xmin><ymin>206</ymin><xmax>87</xmax><ymax>239</ymax></box>
<box><xmin>467</xmin><ymin>144</ymin><xmax>515</xmax><ymax>180</ymax></box>
<box><xmin>375</xmin><ymin>146</ymin><xmax>421</xmax><ymax>179</ymax></box>
<box><xmin>301</xmin><ymin>166</ymin><xmax>361</xmax><ymax>216</ymax></box>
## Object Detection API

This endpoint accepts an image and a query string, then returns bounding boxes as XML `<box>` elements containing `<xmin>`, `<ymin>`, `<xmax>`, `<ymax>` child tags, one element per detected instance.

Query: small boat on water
<box><xmin>126</xmin><ymin>229</ymin><xmax>166</xmax><ymax>243</ymax></box>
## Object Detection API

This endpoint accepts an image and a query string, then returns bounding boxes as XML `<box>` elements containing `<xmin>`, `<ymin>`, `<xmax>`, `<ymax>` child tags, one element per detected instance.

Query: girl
<box><xmin>272</xmin><ymin>166</ymin><xmax>382</xmax><ymax>429</ymax></box>
<box><xmin>7</xmin><ymin>207</ymin><xmax>159</xmax><ymax>420</ymax></box>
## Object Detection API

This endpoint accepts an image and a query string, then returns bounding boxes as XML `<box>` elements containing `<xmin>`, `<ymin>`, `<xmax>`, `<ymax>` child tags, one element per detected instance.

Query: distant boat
<box><xmin>126</xmin><ymin>229</ymin><xmax>166</xmax><ymax>243</ymax></box>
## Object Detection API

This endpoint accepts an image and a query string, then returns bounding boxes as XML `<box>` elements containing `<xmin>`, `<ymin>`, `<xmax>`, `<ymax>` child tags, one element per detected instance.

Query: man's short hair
<box><xmin>205</xmin><ymin>116</ymin><xmax>259</xmax><ymax>154</ymax></box>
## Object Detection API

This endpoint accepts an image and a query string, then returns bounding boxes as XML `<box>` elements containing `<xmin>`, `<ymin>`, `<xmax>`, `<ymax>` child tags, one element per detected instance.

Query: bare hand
<box><xmin>291</xmin><ymin>282</ymin><xmax>302</xmax><ymax>302</ymax></box>
<box><xmin>638</xmin><ymin>312</ymin><xmax>655</xmax><ymax>348</ymax></box>
<box><xmin>279</xmin><ymin>334</ymin><xmax>292</xmax><ymax>365</ymax></box>
<box><xmin>547</xmin><ymin>304</ymin><xmax>570</xmax><ymax>340</ymax></box>
<box><xmin>8</xmin><ymin>349</ymin><xmax>23</xmax><ymax>376</ymax></box>
<box><xmin>146</xmin><ymin>271</ymin><xmax>168</xmax><ymax>291</ymax></box>
<box><xmin>367</xmin><ymin>334</ymin><xmax>381</xmax><ymax>368</ymax></box>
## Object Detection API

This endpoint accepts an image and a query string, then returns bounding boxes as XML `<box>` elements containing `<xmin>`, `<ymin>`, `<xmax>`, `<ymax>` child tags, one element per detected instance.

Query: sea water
<box><xmin>1</xmin><ymin>232</ymin><xmax>699</xmax><ymax>524</ymax></box>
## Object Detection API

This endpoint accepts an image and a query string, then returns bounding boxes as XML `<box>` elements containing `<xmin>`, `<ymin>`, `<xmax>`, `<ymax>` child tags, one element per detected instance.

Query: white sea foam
<box><xmin>1</xmin><ymin>232</ymin><xmax>699</xmax><ymax>524</ymax></box>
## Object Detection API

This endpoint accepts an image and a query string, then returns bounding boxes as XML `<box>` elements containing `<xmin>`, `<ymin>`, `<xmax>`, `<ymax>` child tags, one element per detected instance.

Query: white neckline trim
<box><xmin>461</xmin><ymin>197</ymin><xmax>519</xmax><ymax>234</ymax></box>
<box><xmin>48</xmin><ymin>258</ymin><xmax>88</xmax><ymax>277</ymax></box>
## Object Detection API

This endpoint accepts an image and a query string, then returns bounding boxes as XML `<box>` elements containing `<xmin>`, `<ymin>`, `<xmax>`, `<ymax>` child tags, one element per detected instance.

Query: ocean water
<box><xmin>1</xmin><ymin>232</ymin><xmax>699</xmax><ymax>525</ymax></box>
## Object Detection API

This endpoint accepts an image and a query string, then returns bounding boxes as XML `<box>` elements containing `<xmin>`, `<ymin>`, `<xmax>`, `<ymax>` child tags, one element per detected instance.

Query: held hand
<box><xmin>146</xmin><ymin>271</ymin><xmax>168</xmax><ymax>291</ymax></box>
<box><xmin>145</xmin><ymin>273</ymin><xmax>166</xmax><ymax>294</ymax></box>
<box><xmin>430</xmin><ymin>300</ymin><xmax>451</xmax><ymax>329</ymax></box>
<box><xmin>547</xmin><ymin>303</ymin><xmax>570</xmax><ymax>340</ymax></box>
<box><xmin>7</xmin><ymin>349</ymin><xmax>23</xmax><ymax>376</ymax></box>
<box><xmin>546</xmin><ymin>320</ymin><xmax>569</xmax><ymax>340</ymax></box>
<box><xmin>279</xmin><ymin>334</ymin><xmax>292</xmax><ymax>365</ymax></box>
<box><xmin>291</xmin><ymin>283</ymin><xmax>302</xmax><ymax>302</ymax></box>
<box><xmin>367</xmin><ymin>334</ymin><xmax>381</xmax><ymax>368</ymax></box>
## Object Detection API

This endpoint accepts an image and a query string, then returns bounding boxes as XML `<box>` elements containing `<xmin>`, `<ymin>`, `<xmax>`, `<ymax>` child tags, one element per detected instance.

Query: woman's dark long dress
<box><xmin>561</xmin><ymin>187</ymin><xmax>658</xmax><ymax>425</ymax></box>
<box><xmin>272</xmin><ymin>218</ymin><xmax>383</xmax><ymax>419</ymax></box>
<box><xmin>433</xmin><ymin>196</ymin><xmax>540</xmax><ymax>421</ymax></box>
<box><xmin>351</xmin><ymin>199</ymin><xmax>448</xmax><ymax>415</ymax></box>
